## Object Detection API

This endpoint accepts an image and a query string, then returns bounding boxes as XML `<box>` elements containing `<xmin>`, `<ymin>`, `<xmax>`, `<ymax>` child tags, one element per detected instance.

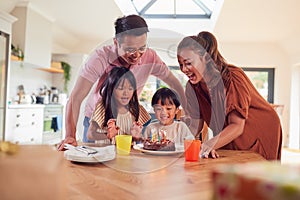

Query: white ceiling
<box><xmin>1</xmin><ymin>0</ymin><xmax>300</xmax><ymax>55</ymax></box>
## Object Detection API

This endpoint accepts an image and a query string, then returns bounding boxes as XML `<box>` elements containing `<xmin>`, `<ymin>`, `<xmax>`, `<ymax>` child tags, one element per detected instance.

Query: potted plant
<box><xmin>61</xmin><ymin>61</ymin><xmax>71</xmax><ymax>93</ymax></box>
<box><xmin>11</xmin><ymin>44</ymin><xmax>24</xmax><ymax>61</ymax></box>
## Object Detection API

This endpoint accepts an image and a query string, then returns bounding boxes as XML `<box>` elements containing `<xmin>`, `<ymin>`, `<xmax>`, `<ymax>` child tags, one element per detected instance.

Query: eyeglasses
<box><xmin>123</xmin><ymin>45</ymin><xmax>148</xmax><ymax>55</ymax></box>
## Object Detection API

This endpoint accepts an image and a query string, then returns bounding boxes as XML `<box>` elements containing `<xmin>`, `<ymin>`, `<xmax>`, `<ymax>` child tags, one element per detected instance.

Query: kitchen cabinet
<box><xmin>11</xmin><ymin>2</ymin><xmax>52</xmax><ymax>68</ymax></box>
<box><xmin>5</xmin><ymin>105</ymin><xmax>44</xmax><ymax>144</ymax></box>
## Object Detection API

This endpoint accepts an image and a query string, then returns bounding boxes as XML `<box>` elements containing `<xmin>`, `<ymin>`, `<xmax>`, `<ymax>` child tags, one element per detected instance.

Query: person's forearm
<box><xmin>64</xmin><ymin>76</ymin><xmax>94</xmax><ymax>140</ymax></box>
<box><xmin>65</xmin><ymin>95</ymin><xmax>80</xmax><ymax>139</ymax></box>
<box><xmin>206</xmin><ymin>121</ymin><xmax>244</xmax><ymax>150</ymax></box>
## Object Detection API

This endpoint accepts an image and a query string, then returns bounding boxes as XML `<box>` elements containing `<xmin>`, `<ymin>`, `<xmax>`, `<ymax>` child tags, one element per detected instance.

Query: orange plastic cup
<box><xmin>184</xmin><ymin>139</ymin><xmax>201</xmax><ymax>161</ymax></box>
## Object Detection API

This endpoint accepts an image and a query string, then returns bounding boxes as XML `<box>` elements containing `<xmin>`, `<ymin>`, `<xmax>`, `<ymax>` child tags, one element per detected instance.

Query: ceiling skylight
<box><xmin>114</xmin><ymin>0</ymin><xmax>224</xmax><ymax>37</ymax></box>
<box><xmin>131</xmin><ymin>0</ymin><xmax>212</xmax><ymax>19</ymax></box>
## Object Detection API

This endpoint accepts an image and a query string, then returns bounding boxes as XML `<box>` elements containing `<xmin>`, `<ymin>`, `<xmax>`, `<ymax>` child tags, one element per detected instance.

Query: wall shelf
<box><xmin>10</xmin><ymin>56</ymin><xmax>63</xmax><ymax>73</ymax></box>
<box><xmin>38</xmin><ymin>62</ymin><xmax>63</xmax><ymax>73</ymax></box>
<box><xmin>37</xmin><ymin>67</ymin><xmax>64</xmax><ymax>73</ymax></box>
<box><xmin>10</xmin><ymin>55</ymin><xmax>22</xmax><ymax>61</ymax></box>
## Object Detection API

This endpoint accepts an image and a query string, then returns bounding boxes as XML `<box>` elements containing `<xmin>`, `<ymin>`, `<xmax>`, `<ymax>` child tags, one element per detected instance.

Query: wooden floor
<box><xmin>281</xmin><ymin>148</ymin><xmax>300</xmax><ymax>164</ymax></box>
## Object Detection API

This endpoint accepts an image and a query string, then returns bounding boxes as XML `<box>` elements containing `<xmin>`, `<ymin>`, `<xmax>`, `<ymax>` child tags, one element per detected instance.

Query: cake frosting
<box><xmin>143</xmin><ymin>139</ymin><xmax>175</xmax><ymax>151</ymax></box>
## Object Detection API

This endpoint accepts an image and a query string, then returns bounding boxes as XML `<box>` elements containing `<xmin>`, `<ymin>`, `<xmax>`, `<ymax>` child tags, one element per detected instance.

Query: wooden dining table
<box><xmin>0</xmin><ymin>145</ymin><xmax>266</xmax><ymax>200</ymax></box>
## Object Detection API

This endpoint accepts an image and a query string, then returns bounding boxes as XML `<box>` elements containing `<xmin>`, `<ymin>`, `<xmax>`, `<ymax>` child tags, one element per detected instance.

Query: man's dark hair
<box><xmin>115</xmin><ymin>14</ymin><xmax>149</xmax><ymax>43</ymax></box>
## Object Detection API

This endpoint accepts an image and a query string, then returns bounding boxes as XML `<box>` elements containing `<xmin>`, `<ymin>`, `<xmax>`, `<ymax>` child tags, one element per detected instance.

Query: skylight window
<box><xmin>114</xmin><ymin>0</ymin><xmax>224</xmax><ymax>36</ymax></box>
<box><xmin>122</xmin><ymin>0</ymin><xmax>217</xmax><ymax>19</ymax></box>
<box><xmin>131</xmin><ymin>0</ymin><xmax>212</xmax><ymax>18</ymax></box>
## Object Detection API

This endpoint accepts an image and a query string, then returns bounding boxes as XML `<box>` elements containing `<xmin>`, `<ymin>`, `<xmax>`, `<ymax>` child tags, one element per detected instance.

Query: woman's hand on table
<box><xmin>107</xmin><ymin>119</ymin><xmax>119</xmax><ymax>139</ymax></box>
<box><xmin>200</xmin><ymin>141</ymin><xmax>219</xmax><ymax>159</ymax></box>
<box><xmin>57</xmin><ymin>136</ymin><xmax>77</xmax><ymax>151</ymax></box>
<box><xmin>201</xmin><ymin>149</ymin><xmax>219</xmax><ymax>159</ymax></box>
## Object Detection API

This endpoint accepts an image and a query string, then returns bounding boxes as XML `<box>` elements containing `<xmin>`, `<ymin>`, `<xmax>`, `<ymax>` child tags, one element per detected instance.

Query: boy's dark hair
<box><xmin>115</xmin><ymin>14</ymin><xmax>149</xmax><ymax>43</ymax></box>
<box><xmin>151</xmin><ymin>88</ymin><xmax>181</xmax><ymax>108</ymax></box>
<box><xmin>100</xmin><ymin>67</ymin><xmax>139</xmax><ymax>127</ymax></box>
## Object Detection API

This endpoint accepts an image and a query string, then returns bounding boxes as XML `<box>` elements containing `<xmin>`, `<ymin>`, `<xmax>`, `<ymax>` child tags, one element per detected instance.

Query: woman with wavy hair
<box><xmin>177</xmin><ymin>31</ymin><xmax>282</xmax><ymax>160</ymax></box>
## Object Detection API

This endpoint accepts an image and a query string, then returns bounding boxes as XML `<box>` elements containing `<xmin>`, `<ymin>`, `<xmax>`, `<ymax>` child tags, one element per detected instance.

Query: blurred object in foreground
<box><xmin>0</xmin><ymin>141</ymin><xmax>19</xmax><ymax>155</ymax></box>
<box><xmin>0</xmin><ymin>145</ymin><xmax>66</xmax><ymax>199</ymax></box>
<box><xmin>211</xmin><ymin>161</ymin><xmax>300</xmax><ymax>200</ymax></box>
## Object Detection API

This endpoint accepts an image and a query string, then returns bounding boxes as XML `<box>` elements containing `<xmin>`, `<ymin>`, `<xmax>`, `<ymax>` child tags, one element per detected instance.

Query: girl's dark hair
<box><xmin>114</xmin><ymin>14</ymin><xmax>149</xmax><ymax>43</ymax></box>
<box><xmin>151</xmin><ymin>88</ymin><xmax>181</xmax><ymax>108</ymax></box>
<box><xmin>100</xmin><ymin>67</ymin><xmax>139</xmax><ymax>127</ymax></box>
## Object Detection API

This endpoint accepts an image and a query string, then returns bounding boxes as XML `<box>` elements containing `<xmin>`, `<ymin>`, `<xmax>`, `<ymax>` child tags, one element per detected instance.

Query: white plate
<box><xmin>133</xmin><ymin>143</ymin><xmax>184</xmax><ymax>156</ymax></box>
<box><xmin>64</xmin><ymin>145</ymin><xmax>116</xmax><ymax>163</ymax></box>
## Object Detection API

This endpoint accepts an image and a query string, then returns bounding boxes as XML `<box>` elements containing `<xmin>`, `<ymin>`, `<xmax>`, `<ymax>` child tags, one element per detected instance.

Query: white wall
<box><xmin>51</xmin><ymin>53</ymin><xmax>88</xmax><ymax>95</ymax></box>
<box><xmin>51</xmin><ymin>53</ymin><xmax>88</xmax><ymax>140</ymax></box>
<box><xmin>9</xmin><ymin>61</ymin><xmax>52</xmax><ymax>100</ymax></box>
<box><xmin>289</xmin><ymin>64</ymin><xmax>300</xmax><ymax>149</ymax></box>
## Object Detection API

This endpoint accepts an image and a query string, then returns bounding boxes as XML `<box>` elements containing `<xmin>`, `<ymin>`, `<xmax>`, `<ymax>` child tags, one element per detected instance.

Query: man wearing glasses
<box><xmin>58</xmin><ymin>15</ymin><xmax>186</xmax><ymax>150</ymax></box>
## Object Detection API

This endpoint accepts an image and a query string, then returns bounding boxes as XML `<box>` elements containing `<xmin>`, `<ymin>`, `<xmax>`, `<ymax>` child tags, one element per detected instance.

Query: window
<box><xmin>242</xmin><ymin>67</ymin><xmax>274</xmax><ymax>103</ymax></box>
<box><xmin>139</xmin><ymin>66</ymin><xmax>275</xmax><ymax>112</ymax></box>
<box><xmin>114</xmin><ymin>0</ymin><xmax>224</xmax><ymax>35</ymax></box>
<box><xmin>139</xmin><ymin>66</ymin><xmax>187</xmax><ymax>112</ymax></box>
<box><xmin>129</xmin><ymin>0</ymin><xmax>215</xmax><ymax>19</ymax></box>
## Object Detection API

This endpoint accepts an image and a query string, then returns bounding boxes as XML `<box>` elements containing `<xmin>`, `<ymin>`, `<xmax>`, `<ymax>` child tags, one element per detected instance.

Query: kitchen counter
<box><xmin>0</xmin><ymin>145</ymin><xmax>266</xmax><ymax>199</ymax></box>
<box><xmin>8</xmin><ymin>103</ymin><xmax>65</xmax><ymax>109</ymax></box>
<box><xmin>44</xmin><ymin>104</ymin><xmax>64</xmax><ymax>109</ymax></box>
<box><xmin>5</xmin><ymin>103</ymin><xmax>65</xmax><ymax>145</ymax></box>
<box><xmin>8</xmin><ymin>103</ymin><xmax>45</xmax><ymax>109</ymax></box>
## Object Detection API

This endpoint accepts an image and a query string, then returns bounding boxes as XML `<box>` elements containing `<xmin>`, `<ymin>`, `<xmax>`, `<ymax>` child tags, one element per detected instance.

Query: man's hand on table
<box><xmin>57</xmin><ymin>136</ymin><xmax>77</xmax><ymax>151</ymax></box>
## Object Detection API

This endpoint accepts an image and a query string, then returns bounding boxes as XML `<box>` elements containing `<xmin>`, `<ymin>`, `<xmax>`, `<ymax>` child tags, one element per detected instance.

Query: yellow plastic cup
<box><xmin>115</xmin><ymin>135</ymin><xmax>132</xmax><ymax>155</ymax></box>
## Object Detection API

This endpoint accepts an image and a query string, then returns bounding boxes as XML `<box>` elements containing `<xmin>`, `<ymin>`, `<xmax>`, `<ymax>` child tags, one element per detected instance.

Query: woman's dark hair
<box><xmin>151</xmin><ymin>88</ymin><xmax>181</xmax><ymax>108</ymax></box>
<box><xmin>177</xmin><ymin>31</ymin><xmax>227</xmax><ymax>73</ymax></box>
<box><xmin>115</xmin><ymin>14</ymin><xmax>149</xmax><ymax>43</ymax></box>
<box><xmin>197</xmin><ymin>31</ymin><xmax>227</xmax><ymax>68</ymax></box>
<box><xmin>100</xmin><ymin>67</ymin><xmax>139</xmax><ymax>127</ymax></box>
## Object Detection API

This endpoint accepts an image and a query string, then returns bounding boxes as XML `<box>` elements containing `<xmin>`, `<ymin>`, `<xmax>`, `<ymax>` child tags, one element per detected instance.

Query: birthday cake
<box><xmin>143</xmin><ymin>129</ymin><xmax>176</xmax><ymax>151</ymax></box>
<box><xmin>143</xmin><ymin>139</ymin><xmax>175</xmax><ymax>151</ymax></box>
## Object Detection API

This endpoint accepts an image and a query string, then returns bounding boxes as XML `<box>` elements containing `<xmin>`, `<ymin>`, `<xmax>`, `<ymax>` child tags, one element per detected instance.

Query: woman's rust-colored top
<box><xmin>186</xmin><ymin>65</ymin><xmax>282</xmax><ymax>160</ymax></box>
